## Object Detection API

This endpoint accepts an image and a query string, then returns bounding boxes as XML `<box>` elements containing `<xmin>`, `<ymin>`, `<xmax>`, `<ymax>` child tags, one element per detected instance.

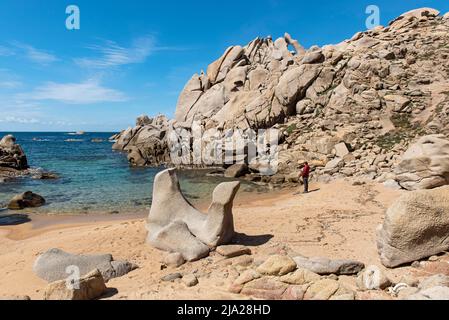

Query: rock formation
<box><xmin>33</xmin><ymin>248</ymin><xmax>137</xmax><ymax>282</ymax></box>
<box><xmin>113</xmin><ymin>8</ymin><xmax>449</xmax><ymax>187</ymax></box>
<box><xmin>146</xmin><ymin>169</ymin><xmax>240</xmax><ymax>261</ymax></box>
<box><xmin>0</xmin><ymin>135</ymin><xmax>28</xmax><ymax>170</ymax></box>
<box><xmin>394</xmin><ymin>135</ymin><xmax>449</xmax><ymax>190</ymax></box>
<box><xmin>0</xmin><ymin>135</ymin><xmax>29</xmax><ymax>182</ymax></box>
<box><xmin>44</xmin><ymin>269</ymin><xmax>107</xmax><ymax>300</ymax></box>
<box><xmin>377</xmin><ymin>186</ymin><xmax>449</xmax><ymax>267</ymax></box>
<box><xmin>8</xmin><ymin>191</ymin><xmax>46</xmax><ymax>210</ymax></box>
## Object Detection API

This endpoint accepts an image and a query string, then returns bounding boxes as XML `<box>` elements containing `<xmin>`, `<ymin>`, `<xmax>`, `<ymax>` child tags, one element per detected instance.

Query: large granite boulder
<box><xmin>377</xmin><ymin>186</ymin><xmax>449</xmax><ymax>267</ymax></box>
<box><xmin>395</xmin><ymin>135</ymin><xmax>449</xmax><ymax>190</ymax></box>
<box><xmin>146</xmin><ymin>169</ymin><xmax>240</xmax><ymax>261</ymax></box>
<box><xmin>0</xmin><ymin>135</ymin><xmax>28</xmax><ymax>170</ymax></box>
<box><xmin>33</xmin><ymin>248</ymin><xmax>137</xmax><ymax>282</ymax></box>
<box><xmin>8</xmin><ymin>191</ymin><xmax>45</xmax><ymax>210</ymax></box>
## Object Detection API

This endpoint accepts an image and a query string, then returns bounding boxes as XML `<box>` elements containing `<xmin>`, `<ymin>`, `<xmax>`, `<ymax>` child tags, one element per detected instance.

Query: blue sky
<box><xmin>0</xmin><ymin>0</ymin><xmax>448</xmax><ymax>132</ymax></box>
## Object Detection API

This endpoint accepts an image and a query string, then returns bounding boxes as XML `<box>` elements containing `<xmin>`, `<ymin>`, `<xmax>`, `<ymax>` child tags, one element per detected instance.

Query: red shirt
<box><xmin>302</xmin><ymin>165</ymin><xmax>310</xmax><ymax>178</ymax></box>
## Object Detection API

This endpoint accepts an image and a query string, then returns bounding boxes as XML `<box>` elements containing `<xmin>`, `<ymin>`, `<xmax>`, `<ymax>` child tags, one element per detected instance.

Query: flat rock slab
<box><xmin>293</xmin><ymin>256</ymin><xmax>365</xmax><ymax>275</ymax></box>
<box><xmin>256</xmin><ymin>255</ymin><xmax>297</xmax><ymax>276</ymax></box>
<box><xmin>216</xmin><ymin>245</ymin><xmax>251</xmax><ymax>258</ymax></box>
<box><xmin>33</xmin><ymin>248</ymin><xmax>137</xmax><ymax>283</ymax></box>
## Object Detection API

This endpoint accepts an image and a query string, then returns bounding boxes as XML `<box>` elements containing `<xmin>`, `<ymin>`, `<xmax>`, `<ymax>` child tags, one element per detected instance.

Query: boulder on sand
<box><xmin>8</xmin><ymin>191</ymin><xmax>45</xmax><ymax>210</ymax></box>
<box><xmin>44</xmin><ymin>269</ymin><xmax>107</xmax><ymax>300</ymax></box>
<box><xmin>377</xmin><ymin>186</ymin><xmax>449</xmax><ymax>268</ymax></box>
<box><xmin>33</xmin><ymin>248</ymin><xmax>137</xmax><ymax>282</ymax></box>
<box><xmin>394</xmin><ymin>135</ymin><xmax>449</xmax><ymax>190</ymax></box>
<box><xmin>146</xmin><ymin>169</ymin><xmax>240</xmax><ymax>261</ymax></box>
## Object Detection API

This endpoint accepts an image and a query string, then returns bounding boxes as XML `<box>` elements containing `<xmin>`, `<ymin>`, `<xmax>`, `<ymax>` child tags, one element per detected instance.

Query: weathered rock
<box><xmin>44</xmin><ymin>269</ymin><xmax>107</xmax><ymax>300</ymax></box>
<box><xmin>334</xmin><ymin>143</ymin><xmax>349</xmax><ymax>158</ymax></box>
<box><xmin>383</xmin><ymin>179</ymin><xmax>402</xmax><ymax>190</ymax></box>
<box><xmin>304</xmin><ymin>279</ymin><xmax>352</xmax><ymax>300</ymax></box>
<box><xmin>224</xmin><ymin>164</ymin><xmax>249</xmax><ymax>178</ymax></box>
<box><xmin>163</xmin><ymin>252</ymin><xmax>185</xmax><ymax>267</ymax></box>
<box><xmin>279</xmin><ymin>268</ymin><xmax>321</xmax><ymax>285</ymax></box>
<box><xmin>418</xmin><ymin>274</ymin><xmax>449</xmax><ymax>290</ymax></box>
<box><xmin>8</xmin><ymin>191</ymin><xmax>45</xmax><ymax>210</ymax></box>
<box><xmin>216</xmin><ymin>245</ymin><xmax>251</xmax><ymax>258</ymax></box>
<box><xmin>323</xmin><ymin>158</ymin><xmax>344</xmax><ymax>174</ymax></box>
<box><xmin>293</xmin><ymin>256</ymin><xmax>364</xmax><ymax>275</ymax></box>
<box><xmin>0</xmin><ymin>135</ymin><xmax>28</xmax><ymax>170</ymax></box>
<box><xmin>406</xmin><ymin>286</ymin><xmax>449</xmax><ymax>300</ymax></box>
<box><xmin>146</xmin><ymin>169</ymin><xmax>240</xmax><ymax>261</ymax></box>
<box><xmin>356</xmin><ymin>265</ymin><xmax>392</xmax><ymax>290</ymax></box>
<box><xmin>256</xmin><ymin>255</ymin><xmax>297</xmax><ymax>276</ymax></box>
<box><xmin>233</xmin><ymin>269</ymin><xmax>261</xmax><ymax>286</ymax></box>
<box><xmin>281</xmin><ymin>285</ymin><xmax>306</xmax><ymax>300</ymax></box>
<box><xmin>182</xmin><ymin>274</ymin><xmax>198</xmax><ymax>287</ymax></box>
<box><xmin>111</xmin><ymin>9</ymin><xmax>449</xmax><ymax>187</ymax></box>
<box><xmin>394</xmin><ymin>135</ymin><xmax>449</xmax><ymax>190</ymax></box>
<box><xmin>240</xmin><ymin>277</ymin><xmax>288</xmax><ymax>300</ymax></box>
<box><xmin>161</xmin><ymin>273</ymin><xmax>182</xmax><ymax>282</ymax></box>
<box><xmin>33</xmin><ymin>248</ymin><xmax>136</xmax><ymax>283</ymax></box>
<box><xmin>302</xmin><ymin>50</ymin><xmax>325</xmax><ymax>64</ymax></box>
<box><xmin>275</xmin><ymin>64</ymin><xmax>320</xmax><ymax>107</ymax></box>
<box><xmin>136</xmin><ymin>115</ymin><xmax>152</xmax><ymax>126</ymax></box>
<box><xmin>377</xmin><ymin>186</ymin><xmax>449</xmax><ymax>267</ymax></box>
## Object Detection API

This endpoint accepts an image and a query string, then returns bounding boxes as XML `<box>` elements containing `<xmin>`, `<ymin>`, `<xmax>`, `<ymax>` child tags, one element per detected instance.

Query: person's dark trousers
<box><xmin>303</xmin><ymin>177</ymin><xmax>309</xmax><ymax>193</ymax></box>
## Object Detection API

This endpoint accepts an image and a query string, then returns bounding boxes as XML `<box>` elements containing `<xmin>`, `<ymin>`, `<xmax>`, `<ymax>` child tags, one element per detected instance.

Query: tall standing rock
<box><xmin>146</xmin><ymin>169</ymin><xmax>240</xmax><ymax>261</ymax></box>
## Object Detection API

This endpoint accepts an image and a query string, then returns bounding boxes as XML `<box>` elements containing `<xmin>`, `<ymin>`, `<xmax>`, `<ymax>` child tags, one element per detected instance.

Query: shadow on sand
<box><xmin>293</xmin><ymin>188</ymin><xmax>321</xmax><ymax>195</ymax></box>
<box><xmin>99</xmin><ymin>288</ymin><xmax>119</xmax><ymax>299</ymax></box>
<box><xmin>232</xmin><ymin>232</ymin><xmax>274</xmax><ymax>247</ymax></box>
<box><xmin>0</xmin><ymin>210</ymin><xmax>31</xmax><ymax>226</ymax></box>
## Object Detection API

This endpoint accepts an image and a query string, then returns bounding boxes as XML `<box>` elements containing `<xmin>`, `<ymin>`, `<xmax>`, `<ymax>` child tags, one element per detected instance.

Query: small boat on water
<box><xmin>67</xmin><ymin>131</ymin><xmax>86</xmax><ymax>136</ymax></box>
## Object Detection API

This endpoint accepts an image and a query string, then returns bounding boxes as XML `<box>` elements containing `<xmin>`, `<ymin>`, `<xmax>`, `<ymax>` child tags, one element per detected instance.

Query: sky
<box><xmin>0</xmin><ymin>0</ymin><xmax>448</xmax><ymax>132</ymax></box>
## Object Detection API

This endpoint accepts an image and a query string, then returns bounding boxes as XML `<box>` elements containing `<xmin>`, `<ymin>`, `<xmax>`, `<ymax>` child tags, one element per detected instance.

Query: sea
<box><xmin>0</xmin><ymin>132</ymin><xmax>264</xmax><ymax>215</ymax></box>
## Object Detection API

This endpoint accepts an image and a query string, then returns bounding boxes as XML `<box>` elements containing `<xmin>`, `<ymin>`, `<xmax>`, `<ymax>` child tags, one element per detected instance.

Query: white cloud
<box><xmin>0</xmin><ymin>81</ymin><xmax>22</xmax><ymax>89</ymax></box>
<box><xmin>75</xmin><ymin>36</ymin><xmax>156</xmax><ymax>68</ymax></box>
<box><xmin>30</xmin><ymin>79</ymin><xmax>127</xmax><ymax>104</ymax></box>
<box><xmin>11</xmin><ymin>42</ymin><xmax>58</xmax><ymax>65</ymax></box>
<box><xmin>0</xmin><ymin>116</ymin><xmax>39</xmax><ymax>124</ymax></box>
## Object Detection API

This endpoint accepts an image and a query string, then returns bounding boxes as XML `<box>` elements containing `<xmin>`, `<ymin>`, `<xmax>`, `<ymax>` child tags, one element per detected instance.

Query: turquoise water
<box><xmin>0</xmin><ymin>132</ymin><xmax>263</xmax><ymax>215</ymax></box>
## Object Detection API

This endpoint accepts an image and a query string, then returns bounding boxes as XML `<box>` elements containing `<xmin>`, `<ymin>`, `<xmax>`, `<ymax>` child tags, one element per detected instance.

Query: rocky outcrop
<box><xmin>146</xmin><ymin>169</ymin><xmax>240</xmax><ymax>261</ymax></box>
<box><xmin>377</xmin><ymin>186</ymin><xmax>449</xmax><ymax>267</ymax></box>
<box><xmin>0</xmin><ymin>135</ymin><xmax>29</xmax><ymax>182</ymax></box>
<box><xmin>8</xmin><ymin>191</ymin><xmax>45</xmax><ymax>210</ymax></box>
<box><xmin>112</xmin><ymin>115</ymin><xmax>170</xmax><ymax>167</ymax></box>
<box><xmin>33</xmin><ymin>248</ymin><xmax>137</xmax><ymax>282</ymax></box>
<box><xmin>0</xmin><ymin>135</ymin><xmax>28</xmax><ymax>170</ymax></box>
<box><xmin>113</xmin><ymin>8</ymin><xmax>449</xmax><ymax>187</ymax></box>
<box><xmin>394</xmin><ymin>135</ymin><xmax>449</xmax><ymax>190</ymax></box>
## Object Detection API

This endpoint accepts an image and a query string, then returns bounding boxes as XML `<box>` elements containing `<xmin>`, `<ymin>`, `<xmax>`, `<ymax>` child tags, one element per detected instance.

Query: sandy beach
<box><xmin>0</xmin><ymin>179</ymin><xmax>423</xmax><ymax>300</ymax></box>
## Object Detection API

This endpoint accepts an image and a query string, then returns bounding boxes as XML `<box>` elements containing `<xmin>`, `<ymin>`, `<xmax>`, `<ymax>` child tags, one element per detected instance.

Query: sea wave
<box><xmin>65</xmin><ymin>139</ymin><xmax>84</xmax><ymax>142</ymax></box>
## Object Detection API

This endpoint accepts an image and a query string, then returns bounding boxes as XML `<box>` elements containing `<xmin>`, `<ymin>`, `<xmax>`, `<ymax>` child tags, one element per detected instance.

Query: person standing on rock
<box><xmin>300</xmin><ymin>162</ymin><xmax>310</xmax><ymax>194</ymax></box>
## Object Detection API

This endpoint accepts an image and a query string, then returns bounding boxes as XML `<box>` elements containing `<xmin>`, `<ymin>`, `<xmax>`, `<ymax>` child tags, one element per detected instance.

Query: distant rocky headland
<box><xmin>112</xmin><ymin>8</ymin><xmax>449</xmax><ymax>190</ymax></box>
